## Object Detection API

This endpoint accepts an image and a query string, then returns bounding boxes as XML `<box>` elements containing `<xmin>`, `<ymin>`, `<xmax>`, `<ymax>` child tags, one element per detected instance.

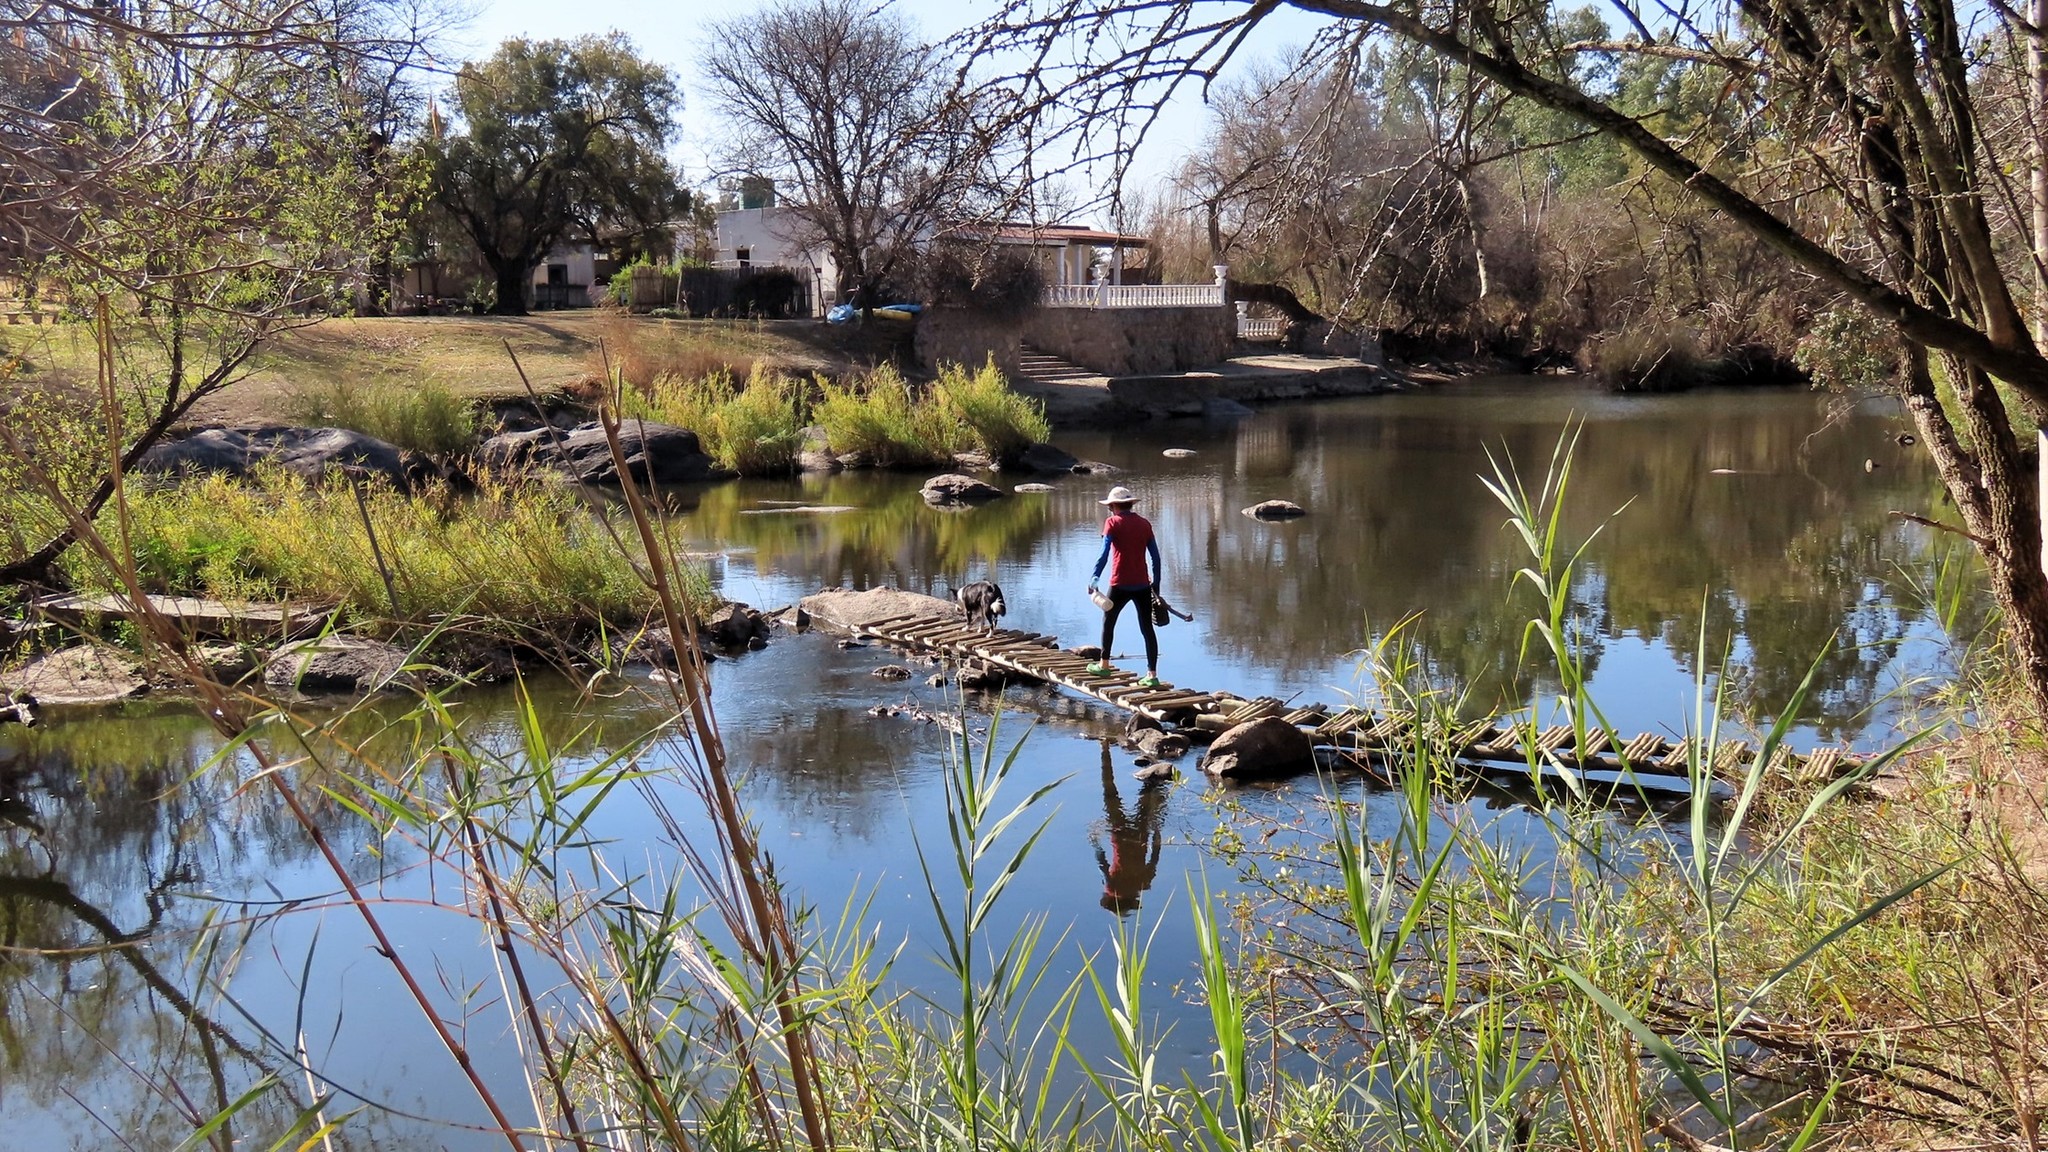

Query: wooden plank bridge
<box><xmin>851</xmin><ymin>612</ymin><xmax>1867</xmax><ymax>787</ymax></box>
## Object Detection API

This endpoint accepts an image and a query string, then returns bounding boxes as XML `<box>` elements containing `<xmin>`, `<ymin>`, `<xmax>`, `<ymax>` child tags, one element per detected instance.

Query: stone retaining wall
<box><xmin>1022</xmin><ymin>305</ymin><xmax>1235</xmax><ymax>376</ymax></box>
<box><xmin>914</xmin><ymin>307</ymin><xmax>1023</xmax><ymax>377</ymax></box>
<box><xmin>916</xmin><ymin>305</ymin><xmax>1236</xmax><ymax>378</ymax></box>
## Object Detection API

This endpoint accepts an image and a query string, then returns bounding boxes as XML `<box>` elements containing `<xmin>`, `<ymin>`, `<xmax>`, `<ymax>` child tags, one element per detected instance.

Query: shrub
<box><xmin>1585</xmin><ymin>324</ymin><xmax>1711</xmax><ymax>393</ymax></box>
<box><xmin>283</xmin><ymin>380</ymin><xmax>479</xmax><ymax>455</ymax></box>
<box><xmin>913</xmin><ymin>241</ymin><xmax>1047</xmax><ymax>317</ymax></box>
<box><xmin>934</xmin><ymin>357</ymin><xmax>1049</xmax><ymax>459</ymax></box>
<box><xmin>627</xmin><ymin>367</ymin><xmax>806</xmax><ymax>476</ymax></box>
<box><xmin>815</xmin><ymin>365</ymin><xmax>957</xmax><ymax>468</ymax></box>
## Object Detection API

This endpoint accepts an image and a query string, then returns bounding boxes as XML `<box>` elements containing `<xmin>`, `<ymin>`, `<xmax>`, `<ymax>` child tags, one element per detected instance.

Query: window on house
<box><xmin>546</xmin><ymin>264</ymin><xmax>568</xmax><ymax>285</ymax></box>
<box><xmin>735</xmin><ymin>246</ymin><xmax>752</xmax><ymax>269</ymax></box>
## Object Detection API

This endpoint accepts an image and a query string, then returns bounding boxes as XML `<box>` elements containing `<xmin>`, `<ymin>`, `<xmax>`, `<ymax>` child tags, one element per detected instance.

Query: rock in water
<box><xmin>263</xmin><ymin>636</ymin><xmax>414</xmax><ymax>695</ymax></box>
<box><xmin>1007</xmin><ymin>442</ymin><xmax>1081</xmax><ymax>474</ymax></box>
<box><xmin>1132</xmin><ymin>729</ymin><xmax>1192</xmax><ymax>761</ymax></box>
<box><xmin>477</xmin><ymin>421</ymin><xmax>732</xmax><ymax>485</ymax></box>
<box><xmin>1241</xmin><ymin>499</ymin><xmax>1306</xmax><ymax>520</ymax></box>
<box><xmin>0</xmin><ymin>645</ymin><xmax>148</xmax><ymax>707</ymax></box>
<box><xmin>1202</xmin><ymin>716</ymin><xmax>1316</xmax><ymax>781</ymax></box>
<box><xmin>138</xmin><ymin>425</ymin><xmax>427</xmax><ymax>491</ymax></box>
<box><xmin>920</xmin><ymin>473</ymin><xmax>1006</xmax><ymax>505</ymax></box>
<box><xmin>873</xmin><ymin>665</ymin><xmax>912</xmax><ymax>680</ymax></box>
<box><xmin>702</xmin><ymin>603</ymin><xmax>769</xmax><ymax>649</ymax></box>
<box><xmin>1163</xmin><ymin>448</ymin><xmax>1197</xmax><ymax>458</ymax></box>
<box><xmin>1013</xmin><ymin>483</ymin><xmax>1057</xmax><ymax>494</ymax></box>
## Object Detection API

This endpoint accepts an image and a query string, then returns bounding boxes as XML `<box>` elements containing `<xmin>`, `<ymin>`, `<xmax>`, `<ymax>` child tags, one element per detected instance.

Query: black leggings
<box><xmin>1101</xmin><ymin>585</ymin><xmax>1158</xmax><ymax>671</ymax></box>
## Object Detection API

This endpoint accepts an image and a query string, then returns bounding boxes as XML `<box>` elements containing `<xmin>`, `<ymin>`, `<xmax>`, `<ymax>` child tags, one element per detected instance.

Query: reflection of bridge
<box><xmin>853</xmin><ymin>613</ymin><xmax>1866</xmax><ymax>788</ymax></box>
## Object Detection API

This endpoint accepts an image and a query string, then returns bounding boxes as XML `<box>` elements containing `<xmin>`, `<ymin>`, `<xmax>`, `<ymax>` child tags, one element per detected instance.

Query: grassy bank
<box><xmin>57</xmin><ymin>470</ymin><xmax>711</xmax><ymax>645</ymax></box>
<box><xmin>0</xmin><ymin>313</ymin><xmax>889</xmax><ymax>427</ymax></box>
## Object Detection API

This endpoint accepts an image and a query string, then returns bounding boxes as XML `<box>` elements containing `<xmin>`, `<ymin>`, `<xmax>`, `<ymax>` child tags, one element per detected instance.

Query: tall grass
<box><xmin>59</xmin><ymin>469</ymin><xmax>696</xmax><ymax>636</ymax></box>
<box><xmin>282</xmin><ymin>379</ymin><xmax>480</xmax><ymax>455</ymax></box>
<box><xmin>935</xmin><ymin>357</ymin><xmax>1052</xmax><ymax>460</ymax></box>
<box><xmin>815</xmin><ymin>360</ymin><xmax>1048</xmax><ymax>467</ymax></box>
<box><xmin>625</xmin><ymin>367</ymin><xmax>807</xmax><ymax>475</ymax></box>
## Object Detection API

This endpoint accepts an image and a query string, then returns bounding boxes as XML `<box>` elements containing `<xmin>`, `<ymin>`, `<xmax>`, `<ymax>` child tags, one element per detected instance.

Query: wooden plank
<box><xmin>1535</xmin><ymin>725</ymin><xmax>1575</xmax><ymax>756</ymax></box>
<box><xmin>1620</xmin><ymin>733</ymin><xmax>1665</xmax><ymax>764</ymax></box>
<box><xmin>33</xmin><ymin>593</ymin><xmax>329</xmax><ymax>638</ymax></box>
<box><xmin>1800</xmin><ymin>746</ymin><xmax>1844</xmax><ymax>784</ymax></box>
<box><xmin>1575</xmin><ymin>729</ymin><xmax>1611</xmax><ymax>760</ymax></box>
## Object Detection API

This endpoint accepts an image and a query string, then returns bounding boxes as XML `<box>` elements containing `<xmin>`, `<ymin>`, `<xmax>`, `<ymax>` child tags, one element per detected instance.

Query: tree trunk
<box><xmin>490</xmin><ymin>262</ymin><xmax>528</xmax><ymax>316</ymax></box>
<box><xmin>1908</xmin><ymin>351</ymin><xmax>2048</xmax><ymax>712</ymax></box>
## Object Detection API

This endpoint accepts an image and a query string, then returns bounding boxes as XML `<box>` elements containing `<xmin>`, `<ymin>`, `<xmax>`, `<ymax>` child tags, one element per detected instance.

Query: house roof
<box><xmin>981</xmin><ymin>222</ymin><xmax>1149</xmax><ymax>248</ymax></box>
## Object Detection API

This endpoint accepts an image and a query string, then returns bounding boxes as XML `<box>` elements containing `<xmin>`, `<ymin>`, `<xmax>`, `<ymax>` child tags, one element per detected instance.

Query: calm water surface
<box><xmin>0</xmin><ymin>380</ymin><xmax>1961</xmax><ymax>1147</ymax></box>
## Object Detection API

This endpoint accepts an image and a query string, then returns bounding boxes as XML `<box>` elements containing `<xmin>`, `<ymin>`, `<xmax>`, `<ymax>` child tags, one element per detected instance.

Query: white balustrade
<box><xmin>1042</xmin><ymin>282</ymin><xmax>1227</xmax><ymax>308</ymax></box>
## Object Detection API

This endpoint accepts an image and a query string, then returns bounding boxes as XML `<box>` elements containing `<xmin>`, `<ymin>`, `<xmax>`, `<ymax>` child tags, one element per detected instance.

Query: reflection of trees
<box><xmin>0</xmin><ymin>708</ymin><xmax>441</xmax><ymax>1149</ymax></box>
<box><xmin>1079</xmin><ymin>389</ymin><xmax>1949</xmax><ymax>734</ymax></box>
<box><xmin>674</xmin><ymin>472</ymin><xmax>1053</xmax><ymax>593</ymax></box>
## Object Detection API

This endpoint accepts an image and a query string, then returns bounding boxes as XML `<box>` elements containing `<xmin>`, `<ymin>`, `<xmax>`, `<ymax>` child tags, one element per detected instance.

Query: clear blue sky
<box><xmin>447</xmin><ymin>0</ymin><xmax>1335</xmax><ymax>225</ymax></box>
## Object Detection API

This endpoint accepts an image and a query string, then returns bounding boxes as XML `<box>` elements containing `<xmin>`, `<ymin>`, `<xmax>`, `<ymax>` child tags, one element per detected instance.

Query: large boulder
<box><xmin>921</xmin><ymin>473</ymin><xmax>1005</xmax><ymax>505</ymax></box>
<box><xmin>263</xmin><ymin>636</ymin><xmax>414</xmax><ymax>695</ymax></box>
<box><xmin>800</xmin><ymin>586</ymin><xmax>954</xmax><ymax>632</ymax></box>
<box><xmin>478</xmin><ymin>421</ymin><xmax>733</xmax><ymax>485</ymax></box>
<box><xmin>1201</xmin><ymin>716</ymin><xmax>1315</xmax><ymax>781</ymax></box>
<box><xmin>138</xmin><ymin>425</ymin><xmax>427</xmax><ymax>490</ymax></box>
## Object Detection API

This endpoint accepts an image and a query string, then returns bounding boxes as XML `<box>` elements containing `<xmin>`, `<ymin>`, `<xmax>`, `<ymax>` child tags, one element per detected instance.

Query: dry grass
<box><xmin>1</xmin><ymin>313</ymin><xmax>867</xmax><ymax>427</ymax></box>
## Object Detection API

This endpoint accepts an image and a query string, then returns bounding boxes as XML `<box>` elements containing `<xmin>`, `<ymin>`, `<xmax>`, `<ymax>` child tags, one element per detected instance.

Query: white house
<box><xmin>529</xmin><ymin>241</ymin><xmax>612</xmax><ymax>308</ymax></box>
<box><xmin>706</xmin><ymin>205</ymin><xmax>837</xmax><ymax>315</ymax></box>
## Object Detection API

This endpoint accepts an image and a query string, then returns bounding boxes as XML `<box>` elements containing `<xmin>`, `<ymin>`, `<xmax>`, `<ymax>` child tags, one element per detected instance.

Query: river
<box><xmin>0</xmin><ymin>379</ymin><xmax>1961</xmax><ymax>1148</ymax></box>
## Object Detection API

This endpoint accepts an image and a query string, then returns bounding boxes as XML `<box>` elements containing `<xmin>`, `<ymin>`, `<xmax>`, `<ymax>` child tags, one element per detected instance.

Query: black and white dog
<box><xmin>956</xmin><ymin>580</ymin><xmax>1007</xmax><ymax>631</ymax></box>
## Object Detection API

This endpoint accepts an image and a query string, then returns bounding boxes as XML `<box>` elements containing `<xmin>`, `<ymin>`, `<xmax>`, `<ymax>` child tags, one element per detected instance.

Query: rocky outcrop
<box><xmin>921</xmin><ymin>473</ymin><xmax>1005</xmax><ymax>505</ymax></box>
<box><xmin>478</xmin><ymin>421</ymin><xmax>733</xmax><ymax>485</ymax></box>
<box><xmin>0</xmin><ymin>644</ymin><xmax>148</xmax><ymax>707</ymax></box>
<box><xmin>1242</xmin><ymin>500</ymin><xmax>1306</xmax><ymax>520</ymax></box>
<box><xmin>263</xmin><ymin>636</ymin><xmax>414</xmax><ymax>694</ymax></box>
<box><xmin>1201</xmin><ymin>716</ymin><xmax>1315</xmax><ymax>781</ymax></box>
<box><xmin>138</xmin><ymin>425</ymin><xmax>430</xmax><ymax>490</ymax></box>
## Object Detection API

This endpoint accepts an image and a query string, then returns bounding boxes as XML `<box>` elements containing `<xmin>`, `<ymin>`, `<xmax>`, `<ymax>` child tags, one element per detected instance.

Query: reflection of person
<box><xmin>1094</xmin><ymin>741</ymin><xmax>1167</xmax><ymax>915</ymax></box>
<box><xmin>1087</xmin><ymin>485</ymin><xmax>1163</xmax><ymax>687</ymax></box>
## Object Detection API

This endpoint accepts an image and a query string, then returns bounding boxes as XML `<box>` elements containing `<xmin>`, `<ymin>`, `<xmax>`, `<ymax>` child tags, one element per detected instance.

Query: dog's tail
<box><xmin>991</xmin><ymin>594</ymin><xmax>1006</xmax><ymax>618</ymax></box>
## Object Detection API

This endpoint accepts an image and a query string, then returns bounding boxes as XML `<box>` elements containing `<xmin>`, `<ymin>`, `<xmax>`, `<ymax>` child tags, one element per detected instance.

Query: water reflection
<box><xmin>1091</xmin><ymin>740</ymin><xmax>1168</xmax><ymax>915</ymax></box>
<box><xmin>678</xmin><ymin>382</ymin><xmax>1964</xmax><ymax>742</ymax></box>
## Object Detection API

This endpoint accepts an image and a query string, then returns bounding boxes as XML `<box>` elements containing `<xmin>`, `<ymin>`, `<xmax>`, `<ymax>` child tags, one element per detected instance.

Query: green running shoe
<box><xmin>1086</xmin><ymin>661</ymin><xmax>1114</xmax><ymax>676</ymax></box>
<box><xmin>1137</xmin><ymin>674</ymin><xmax>1163</xmax><ymax>688</ymax></box>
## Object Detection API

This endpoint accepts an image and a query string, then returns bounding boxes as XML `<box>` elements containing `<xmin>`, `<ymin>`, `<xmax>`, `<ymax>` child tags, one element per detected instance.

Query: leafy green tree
<box><xmin>425</xmin><ymin>34</ymin><xmax>690</xmax><ymax>315</ymax></box>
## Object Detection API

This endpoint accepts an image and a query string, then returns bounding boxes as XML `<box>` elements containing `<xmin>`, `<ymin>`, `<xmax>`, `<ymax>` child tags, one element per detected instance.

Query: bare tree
<box><xmin>704</xmin><ymin>0</ymin><xmax>1008</xmax><ymax>309</ymax></box>
<box><xmin>0</xmin><ymin>0</ymin><xmax>436</xmax><ymax>582</ymax></box>
<box><xmin>969</xmin><ymin>0</ymin><xmax>2048</xmax><ymax>711</ymax></box>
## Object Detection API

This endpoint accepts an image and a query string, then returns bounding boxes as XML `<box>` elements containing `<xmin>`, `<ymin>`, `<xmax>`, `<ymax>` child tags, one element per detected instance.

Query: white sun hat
<box><xmin>1098</xmin><ymin>486</ymin><xmax>1140</xmax><ymax>505</ymax></box>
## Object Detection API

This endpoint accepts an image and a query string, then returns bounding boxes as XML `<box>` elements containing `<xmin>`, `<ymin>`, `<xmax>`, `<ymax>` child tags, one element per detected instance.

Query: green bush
<box><xmin>626</xmin><ymin>367</ymin><xmax>806</xmax><ymax>476</ymax></box>
<box><xmin>283</xmin><ymin>380</ymin><xmax>480</xmax><ymax>455</ymax></box>
<box><xmin>815</xmin><ymin>365</ymin><xmax>957</xmax><ymax>468</ymax></box>
<box><xmin>935</xmin><ymin>357</ymin><xmax>1050</xmax><ymax>459</ymax></box>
